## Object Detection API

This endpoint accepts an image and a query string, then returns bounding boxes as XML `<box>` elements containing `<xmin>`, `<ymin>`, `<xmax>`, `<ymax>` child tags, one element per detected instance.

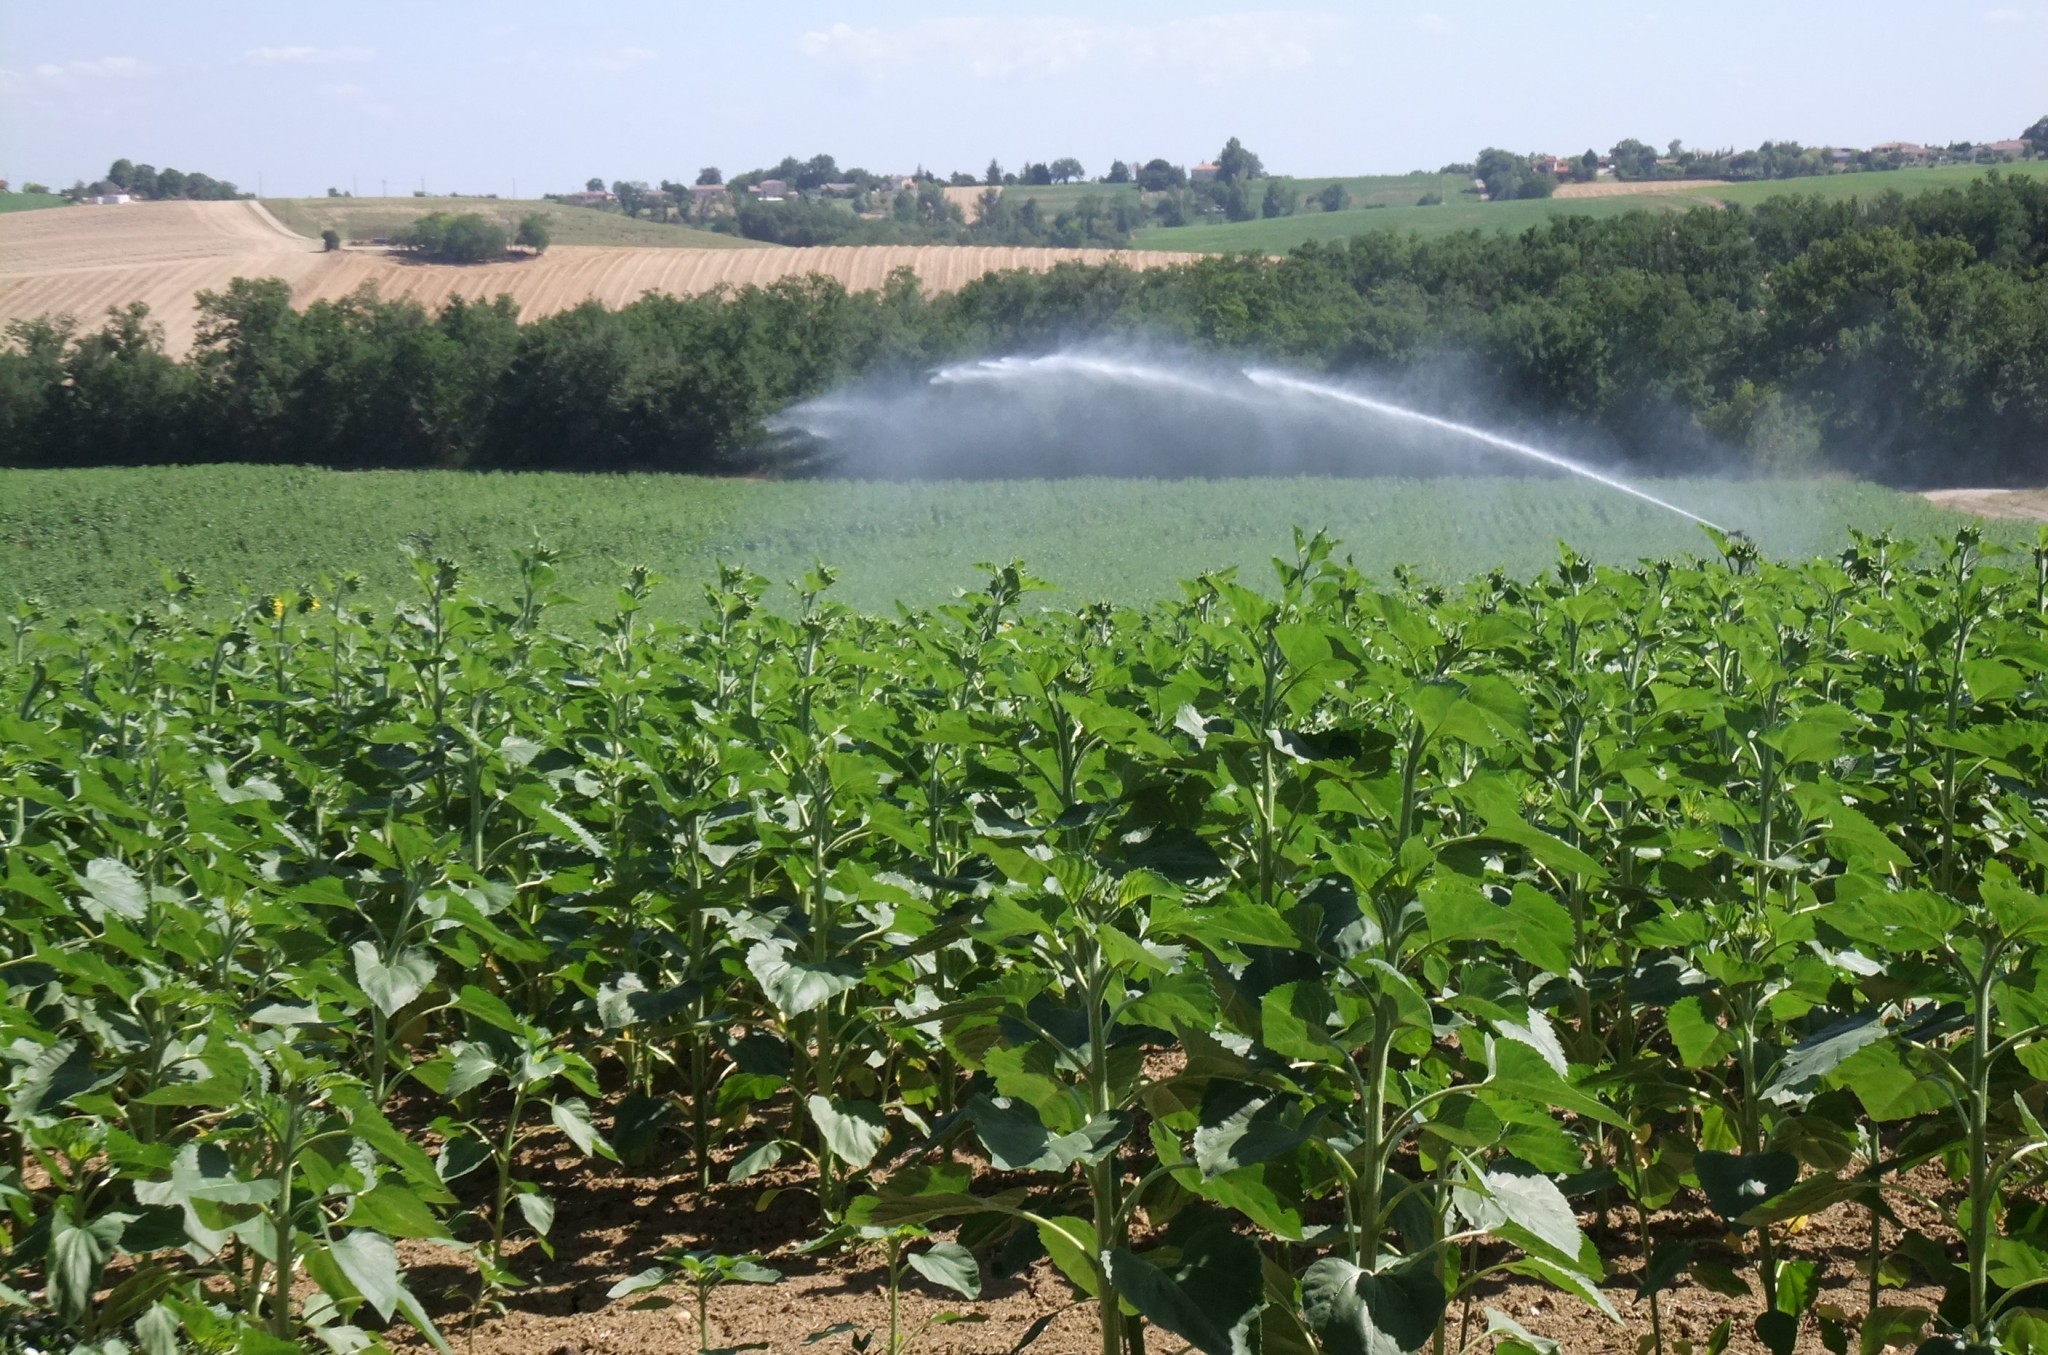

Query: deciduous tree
<box><xmin>1609</xmin><ymin>138</ymin><xmax>1658</xmax><ymax>179</ymax></box>
<box><xmin>1214</xmin><ymin>136</ymin><xmax>1264</xmax><ymax>184</ymax></box>
<box><xmin>1136</xmin><ymin>159</ymin><xmax>1185</xmax><ymax>192</ymax></box>
<box><xmin>611</xmin><ymin>180</ymin><xmax>652</xmax><ymax>218</ymax></box>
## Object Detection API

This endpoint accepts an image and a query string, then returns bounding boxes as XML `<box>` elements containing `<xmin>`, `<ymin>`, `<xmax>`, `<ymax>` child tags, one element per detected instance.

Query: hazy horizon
<box><xmin>3</xmin><ymin>1</ymin><xmax>2045</xmax><ymax>199</ymax></box>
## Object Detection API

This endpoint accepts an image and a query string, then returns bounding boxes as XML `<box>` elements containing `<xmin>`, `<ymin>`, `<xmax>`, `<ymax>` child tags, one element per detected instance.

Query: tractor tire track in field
<box><xmin>0</xmin><ymin>200</ymin><xmax>1195</xmax><ymax>355</ymax></box>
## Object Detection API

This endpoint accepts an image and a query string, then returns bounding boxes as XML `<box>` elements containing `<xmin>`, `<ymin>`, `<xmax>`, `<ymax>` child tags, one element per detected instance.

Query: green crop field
<box><xmin>0</xmin><ymin>465</ymin><xmax>2019</xmax><ymax>623</ymax></box>
<box><xmin>262</xmin><ymin>195</ymin><xmax>771</xmax><ymax>249</ymax></box>
<box><xmin>0</xmin><ymin>192</ymin><xmax>72</xmax><ymax>214</ymax></box>
<box><xmin>1131</xmin><ymin>161</ymin><xmax>2048</xmax><ymax>254</ymax></box>
<box><xmin>7</xmin><ymin>477</ymin><xmax>2048</xmax><ymax>1354</ymax></box>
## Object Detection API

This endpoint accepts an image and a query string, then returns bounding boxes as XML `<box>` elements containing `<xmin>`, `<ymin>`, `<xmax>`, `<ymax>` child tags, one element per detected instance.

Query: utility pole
<box><xmin>381</xmin><ymin>179</ymin><xmax>387</xmax><ymax>198</ymax></box>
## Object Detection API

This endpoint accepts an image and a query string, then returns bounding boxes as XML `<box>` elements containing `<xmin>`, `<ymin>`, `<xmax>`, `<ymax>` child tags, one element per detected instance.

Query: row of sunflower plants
<box><xmin>2</xmin><ymin>526</ymin><xmax>2047</xmax><ymax>1355</ymax></box>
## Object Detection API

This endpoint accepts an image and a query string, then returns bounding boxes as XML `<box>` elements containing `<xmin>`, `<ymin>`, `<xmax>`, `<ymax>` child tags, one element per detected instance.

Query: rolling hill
<box><xmin>1129</xmin><ymin>161</ymin><xmax>2048</xmax><ymax>254</ymax></box>
<box><xmin>262</xmin><ymin>195</ymin><xmax>765</xmax><ymax>250</ymax></box>
<box><xmin>0</xmin><ymin>200</ymin><xmax>1196</xmax><ymax>354</ymax></box>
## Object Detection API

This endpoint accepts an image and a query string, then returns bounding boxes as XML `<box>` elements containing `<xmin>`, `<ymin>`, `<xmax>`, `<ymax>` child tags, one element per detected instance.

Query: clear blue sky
<box><xmin>3</xmin><ymin>1</ymin><xmax>2044</xmax><ymax>197</ymax></box>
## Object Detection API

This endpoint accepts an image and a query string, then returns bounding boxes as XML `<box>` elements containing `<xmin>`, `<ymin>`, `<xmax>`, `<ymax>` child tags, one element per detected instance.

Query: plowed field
<box><xmin>0</xmin><ymin>200</ymin><xmax>1194</xmax><ymax>354</ymax></box>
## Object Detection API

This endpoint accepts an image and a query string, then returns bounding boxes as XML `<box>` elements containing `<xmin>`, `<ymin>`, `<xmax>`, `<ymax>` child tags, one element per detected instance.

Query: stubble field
<box><xmin>0</xmin><ymin>200</ymin><xmax>1196</xmax><ymax>355</ymax></box>
<box><xmin>261</xmin><ymin>195</ymin><xmax>765</xmax><ymax>250</ymax></box>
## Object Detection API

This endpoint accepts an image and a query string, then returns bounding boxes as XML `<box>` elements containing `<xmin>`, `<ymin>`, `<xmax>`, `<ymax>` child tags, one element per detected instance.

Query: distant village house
<box><xmin>560</xmin><ymin>189</ymin><xmax>616</xmax><ymax>207</ymax></box>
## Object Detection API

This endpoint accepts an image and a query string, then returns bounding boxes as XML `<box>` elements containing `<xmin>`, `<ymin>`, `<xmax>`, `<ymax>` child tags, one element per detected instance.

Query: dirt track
<box><xmin>1552</xmin><ymin>179</ymin><xmax>1730</xmax><ymax>199</ymax></box>
<box><xmin>0</xmin><ymin>200</ymin><xmax>1194</xmax><ymax>355</ymax></box>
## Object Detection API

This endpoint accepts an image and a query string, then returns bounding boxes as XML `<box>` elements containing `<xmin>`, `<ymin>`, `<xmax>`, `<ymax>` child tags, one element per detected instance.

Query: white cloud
<box><xmin>580</xmin><ymin>46</ymin><xmax>659</xmax><ymax>72</ymax></box>
<box><xmin>1414</xmin><ymin>12</ymin><xmax>1453</xmax><ymax>35</ymax></box>
<box><xmin>244</xmin><ymin>45</ymin><xmax>373</xmax><ymax>66</ymax></box>
<box><xmin>799</xmin><ymin>13</ymin><xmax>1349</xmax><ymax>85</ymax></box>
<box><xmin>33</xmin><ymin>56</ymin><xmax>145</xmax><ymax>80</ymax></box>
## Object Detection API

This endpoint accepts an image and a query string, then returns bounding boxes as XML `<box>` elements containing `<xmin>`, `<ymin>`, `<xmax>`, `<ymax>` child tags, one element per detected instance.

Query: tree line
<box><xmin>65</xmin><ymin>158</ymin><xmax>246</xmax><ymax>201</ymax></box>
<box><xmin>1457</xmin><ymin>119</ymin><xmax>2048</xmax><ymax>204</ymax></box>
<box><xmin>4</xmin><ymin>175</ymin><xmax>2046</xmax><ymax>483</ymax></box>
<box><xmin>394</xmin><ymin>211</ymin><xmax>552</xmax><ymax>262</ymax></box>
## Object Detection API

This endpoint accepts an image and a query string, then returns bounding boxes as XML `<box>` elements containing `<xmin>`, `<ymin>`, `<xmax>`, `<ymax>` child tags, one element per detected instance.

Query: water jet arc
<box><xmin>1244</xmin><ymin>369</ymin><xmax>1724</xmax><ymax>531</ymax></box>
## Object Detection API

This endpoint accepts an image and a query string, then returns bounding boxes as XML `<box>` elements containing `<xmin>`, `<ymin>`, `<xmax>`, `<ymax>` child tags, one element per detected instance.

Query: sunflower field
<box><xmin>6</xmin><ymin>526</ymin><xmax>2048</xmax><ymax>1355</ymax></box>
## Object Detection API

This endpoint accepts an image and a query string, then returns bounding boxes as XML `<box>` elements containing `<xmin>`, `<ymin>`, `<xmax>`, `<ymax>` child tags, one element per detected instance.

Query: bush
<box><xmin>321</xmin><ymin>229</ymin><xmax>342</xmax><ymax>252</ymax></box>
<box><xmin>1416</xmin><ymin>191</ymin><xmax>1444</xmax><ymax>207</ymax></box>
<box><xmin>1317</xmin><ymin>183</ymin><xmax>1350</xmax><ymax>213</ymax></box>
<box><xmin>515</xmin><ymin>214</ymin><xmax>551</xmax><ymax>254</ymax></box>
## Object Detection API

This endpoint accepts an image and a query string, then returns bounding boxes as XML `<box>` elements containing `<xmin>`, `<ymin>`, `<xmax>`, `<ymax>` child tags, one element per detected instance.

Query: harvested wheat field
<box><xmin>263</xmin><ymin>195</ymin><xmax>767</xmax><ymax>250</ymax></box>
<box><xmin>1552</xmin><ymin>178</ymin><xmax>1731</xmax><ymax>199</ymax></box>
<box><xmin>941</xmin><ymin>184</ymin><xmax>992</xmax><ymax>216</ymax></box>
<box><xmin>0</xmin><ymin>199</ymin><xmax>1195</xmax><ymax>354</ymax></box>
<box><xmin>1922</xmin><ymin>487</ymin><xmax>2048</xmax><ymax>521</ymax></box>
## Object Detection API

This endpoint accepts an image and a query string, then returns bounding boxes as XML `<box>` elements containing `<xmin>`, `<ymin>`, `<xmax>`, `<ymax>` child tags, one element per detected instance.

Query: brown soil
<box><xmin>388</xmin><ymin>1133</ymin><xmax>1958</xmax><ymax>1355</ymax></box>
<box><xmin>1921</xmin><ymin>487</ymin><xmax>2048</xmax><ymax>522</ymax></box>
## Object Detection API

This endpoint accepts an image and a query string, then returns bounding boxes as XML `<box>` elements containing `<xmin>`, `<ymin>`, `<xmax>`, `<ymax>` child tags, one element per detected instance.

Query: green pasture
<box><xmin>0</xmin><ymin>193</ymin><xmax>71</xmax><ymax>214</ymax></box>
<box><xmin>1133</xmin><ymin>193</ymin><xmax>1701</xmax><ymax>252</ymax></box>
<box><xmin>1708</xmin><ymin>159</ymin><xmax>2048</xmax><ymax>205</ymax></box>
<box><xmin>2</xmin><ymin>466</ymin><xmax>2012</xmax><ymax>622</ymax></box>
<box><xmin>1265</xmin><ymin>172</ymin><xmax>1469</xmax><ymax>209</ymax></box>
<box><xmin>1131</xmin><ymin>160</ymin><xmax>2048</xmax><ymax>254</ymax></box>
<box><xmin>998</xmin><ymin>182</ymin><xmax>1144</xmax><ymax>213</ymax></box>
<box><xmin>261</xmin><ymin>196</ymin><xmax>769</xmax><ymax>249</ymax></box>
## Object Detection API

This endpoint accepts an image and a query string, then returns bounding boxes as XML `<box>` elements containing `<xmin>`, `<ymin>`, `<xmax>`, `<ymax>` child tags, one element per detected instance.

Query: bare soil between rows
<box><xmin>388</xmin><ymin>1130</ymin><xmax>1958</xmax><ymax>1355</ymax></box>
